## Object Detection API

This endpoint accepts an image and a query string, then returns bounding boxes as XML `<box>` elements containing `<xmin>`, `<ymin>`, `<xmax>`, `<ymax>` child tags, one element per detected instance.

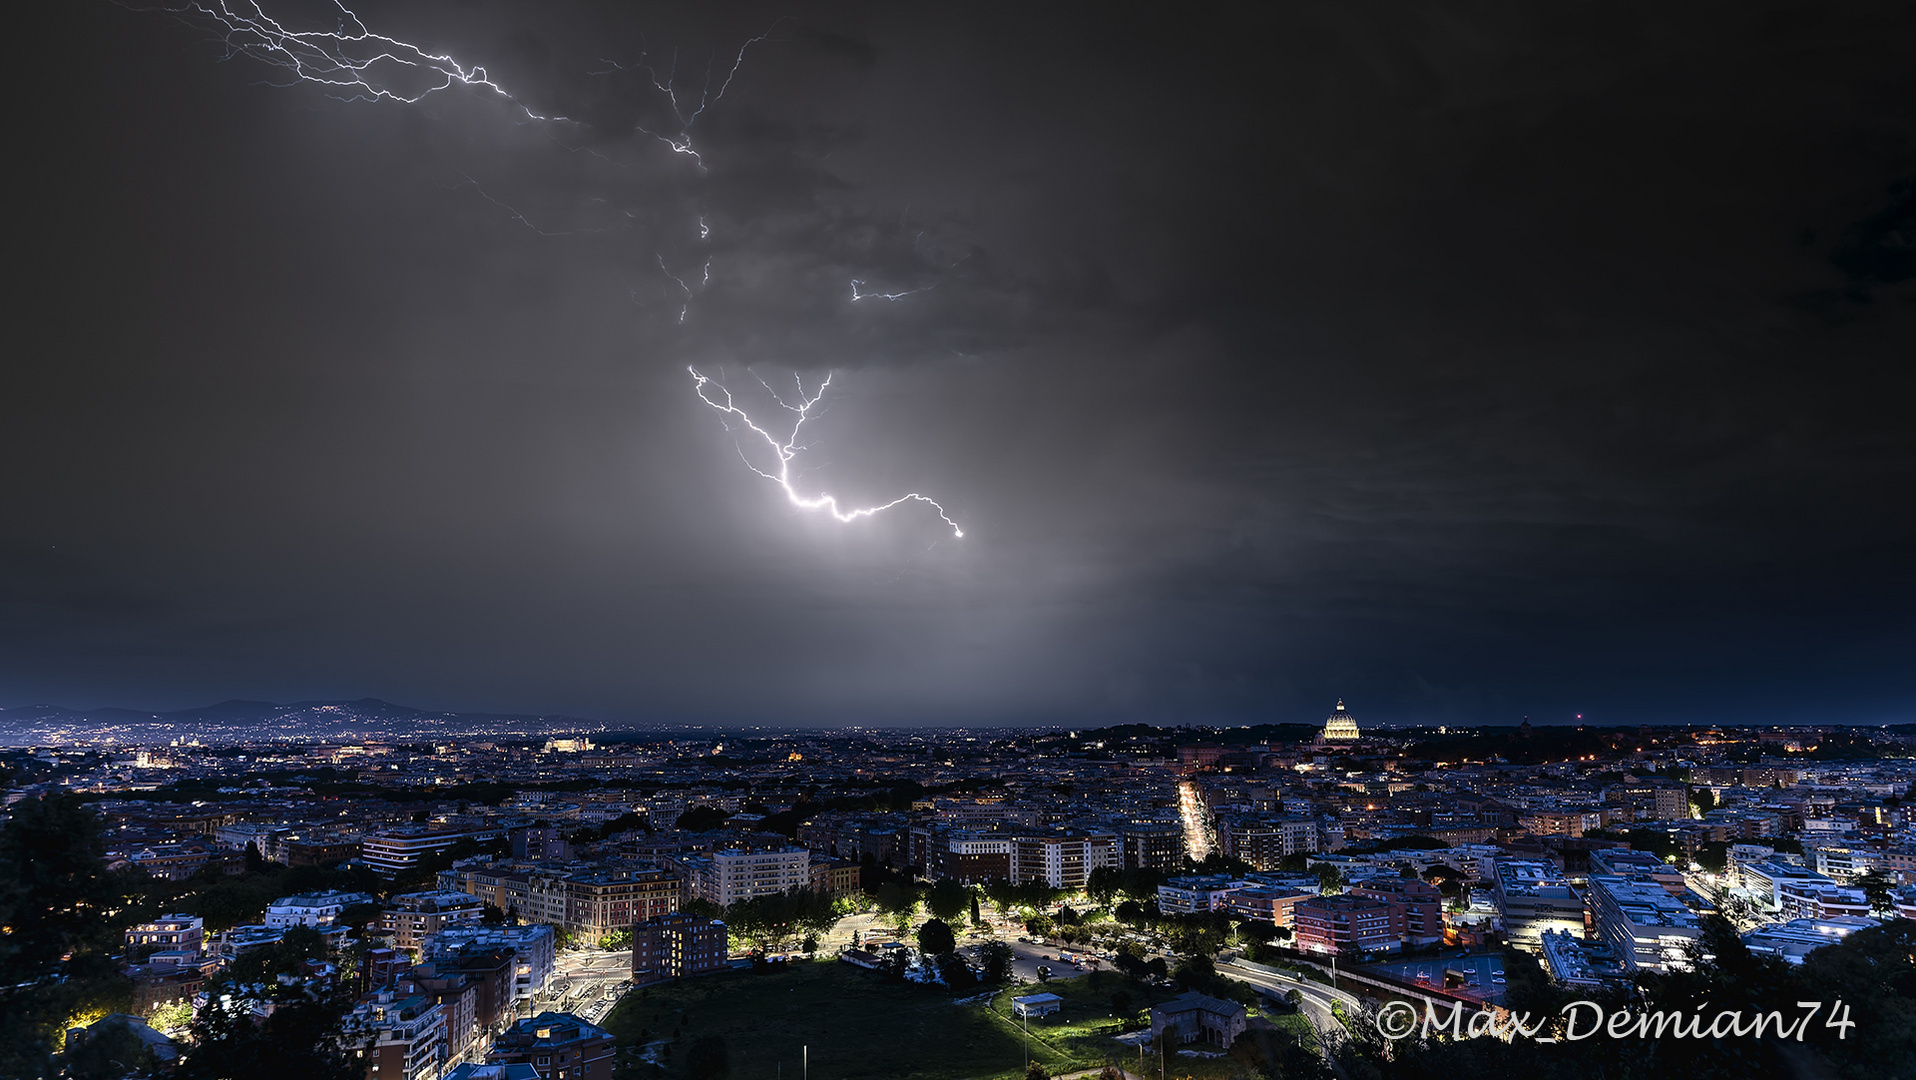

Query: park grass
<box><xmin>601</xmin><ymin>959</ymin><xmax>1058</xmax><ymax>1080</ymax></box>
<box><xmin>600</xmin><ymin>959</ymin><xmax>1313</xmax><ymax>1080</ymax></box>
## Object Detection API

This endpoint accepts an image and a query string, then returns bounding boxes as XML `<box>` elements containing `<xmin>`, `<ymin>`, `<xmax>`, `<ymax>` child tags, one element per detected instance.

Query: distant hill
<box><xmin>0</xmin><ymin>698</ymin><xmax>605</xmax><ymax>744</ymax></box>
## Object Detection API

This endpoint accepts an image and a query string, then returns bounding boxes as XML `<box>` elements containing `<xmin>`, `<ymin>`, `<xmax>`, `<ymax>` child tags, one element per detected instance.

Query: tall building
<box><xmin>1587</xmin><ymin>873</ymin><xmax>1704</xmax><ymax>974</ymax></box>
<box><xmin>685</xmin><ymin>847</ymin><xmax>812</xmax><ymax>907</ymax></box>
<box><xmin>1117</xmin><ymin>820</ymin><xmax>1188</xmax><ymax>873</ymax></box>
<box><xmin>1294</xmin><ymin>893</ymin><xmax>1402</xmax><ymax>955</ymax></box>
<box><xmin>1009</xmin><ymin>831</ymin><xmax>1118</xmax><ymax>891</ymax></box>
<box><xmin>1321</xmin><ymin>700</ymin><xmax>1360</xmax><ymax>742</ymax></box>
<box><xmin>631</xmin><ymin>912</ymin><xmax>729</xmax><ymax>984</ymax></box>
<box><xmin>1349</xmin><ymin>877</ymin><xmax>1444</xmax><ymax>945</ymax></box>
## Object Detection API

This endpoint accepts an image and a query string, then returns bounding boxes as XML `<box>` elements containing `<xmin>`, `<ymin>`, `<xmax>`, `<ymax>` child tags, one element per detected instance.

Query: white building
<box><xmin>263</xmin><ymin>890</ymin><xmax>377</xmax><ymax>929</ymax></box>
<box><xmin>686</xmin><ymin>847</ymin><xmax>813</xmax><ymax>907</ymax></box>
<box><xmin>424</xmin><ymin>924</ymin><xmax>558</xmax><ymax>1003</ymax></box>
<box><xmin>1157</xmin><ymin>875</ymin><xmax>1251</xmax><ymax>914</ymax></box>
<box><xmin>1742</xmin><ymin>917</ymin><xmax>1880</xmax><ymax>964</ymax></box>
<box><xmin>1587</xmin><ymin>873</ymin><xmax>1703</xmax><ymax>974</ymax></box>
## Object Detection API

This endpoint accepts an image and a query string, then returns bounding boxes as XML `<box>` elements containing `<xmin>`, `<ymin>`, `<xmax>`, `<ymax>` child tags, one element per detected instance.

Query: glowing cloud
<box><xmin>688</xmin><ymin>367</ymin><xmax>963</xmax><ymax>538</ymax></box>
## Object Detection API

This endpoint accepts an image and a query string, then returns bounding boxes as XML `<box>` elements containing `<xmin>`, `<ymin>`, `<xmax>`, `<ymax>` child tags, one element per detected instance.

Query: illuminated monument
<box><xmin>1321</xmin><ymin>700</ymin><xmax>1360</xmax><ymax>742</ymax></box>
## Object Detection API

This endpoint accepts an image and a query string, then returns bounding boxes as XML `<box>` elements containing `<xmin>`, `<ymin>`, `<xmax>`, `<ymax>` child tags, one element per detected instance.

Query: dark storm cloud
<box><xmin>7</xmin><ymin>1</ymin><xmax>1915</xmax><ymax>727</ymax></box>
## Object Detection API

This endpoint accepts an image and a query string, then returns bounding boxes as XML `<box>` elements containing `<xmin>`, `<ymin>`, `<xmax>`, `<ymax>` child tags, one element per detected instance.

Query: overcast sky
<box><xmin>9</xmin><ymin>1</ymin><xmax>1915</xmax><ymax>727</ymax></box>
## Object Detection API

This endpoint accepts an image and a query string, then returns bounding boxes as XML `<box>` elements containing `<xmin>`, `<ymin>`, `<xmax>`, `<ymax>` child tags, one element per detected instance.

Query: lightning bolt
<box><xmin>145</xmin><ymin>1</ymin><xmax>569</xmax><ymax>121</ymax></box>
<box><xmin>688</xmin><ymin>367</ymin><xmax>963</xmax><ymax>538</ymax></box>
<box><xmin>145</xmin><ymin>3</ymin><xmax>968</xmax><ymax>541</ymax></box>
<box><xmin>850</xmin><ymin>279</ymin><xmax>933</xmax><ymax>302</ymax></box>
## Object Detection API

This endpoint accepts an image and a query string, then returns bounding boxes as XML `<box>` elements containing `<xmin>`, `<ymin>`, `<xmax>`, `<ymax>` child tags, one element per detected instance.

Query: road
<box><xmin>532</xmin><ymin>947</ymin><xmax>633</xmax><ymax>1024</ymax></box>
<box><xmin>1221</xmin><ymin>960</ymin><xmax>1356</xmax><ymax>1079</ymax></box>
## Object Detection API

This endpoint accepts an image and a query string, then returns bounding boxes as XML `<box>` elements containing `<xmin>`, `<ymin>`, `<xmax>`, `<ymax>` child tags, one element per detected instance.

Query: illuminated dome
<box><xmin>1322</xmin><ymin>700</ymin><xmax>1360</xmax><ymax>741</ymax></box>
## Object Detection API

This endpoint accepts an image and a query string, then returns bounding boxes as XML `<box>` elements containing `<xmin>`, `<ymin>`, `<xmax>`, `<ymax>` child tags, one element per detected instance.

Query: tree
<box><xmin>1854</xmin><ymin>868</ymin><xmax>1894</xmax><ymax>914</ymax></box>
<box><xmin>684</xmin><ymin>1034</ymin><xmax>730</xmax><ymax>1080</ymax></box>
<box><xmin>1689</xmin><ymin>786</ymin><xmax>1716</xmax><ymax>817</ymax></box>
<box><xmin>600</xmin><ymin>928</ymin><xmax>634</xmax><ymax>950</ymax></box>
<box><xmin>971</xmin><ymin>890</ymin><xmax>984</xmax><ymax>927</ymax></box>
<box><xmin>978</xmin><ymin>941</ymin><xmax>1014</xmax><ymax>983</ymax></box>
<box><xmin>63</xmin><ymin>1017</ymin><xmax>162</xmax><ymax>1080</ymax></box>
<box><xmin>1025</xmin><ymin>1062</ymin><xmax>1050</xmax><ymax>1080</ymax></box>
<box><xmin>1315</xmin><ymin>864</ymin><xmax>1345</xmax><ymax>894</ymax></box>
<box><xmin>876</xmin><ymin>882</ymin><xmax>920</xmax><ymax>934</ymax></box>
<box><xmin>675</xmin><ymin>806</ymin><xmax>732</xmax><ymax>833</ymax></box>
<box><xmin>1111</xmin><ymin>989</ymin><xmax>1134</xmax><ymax>1016</ymax></box>
<box><xmin>917</xmin><ymin>917</ymin><xmax>957</xmax><ymax>958</ymax></box>
<box><xmin>0</xmin><ymin>793</ymin><xmax>116</xmax><ymax>984</ymax></box>
<box><xmin>925</xmin><ymin>879</ymin><xmax>971</xmax><ymax>923</ymax></box>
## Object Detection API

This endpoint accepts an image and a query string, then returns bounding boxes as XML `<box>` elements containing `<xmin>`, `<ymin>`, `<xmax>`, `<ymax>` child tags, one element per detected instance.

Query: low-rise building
<box><xmin>1492</xmin><ymin>859</ymin><xmax>1586</xmax><ymax>952</ymax></box>
<box><xmin>125</xmin><ymin>914</ymin><xmax>204</xmax><ymax>955</ymax></box>
<box><xmin>265</xmin><ymin>891</ymin><xmax>376</xmax><ymax>929</ymax></box>
<box><xmin>1157</xmin><ymin>875</ymin><xmax>1249</xmax><ymax>915</ymax></box>
<box><xmin>1741</xmin><ymin>917</ymin><xmax>1881</xmax><ymax>964</ymax></box>
<box><xmin>1226</xmin><ymin>886</ymin><xmax>1312</xmax><ymax>929</ymax></box>
<box><xmin>486</xmin><ymin>1012</ymin><xmax>614</xmax><ymax>1080</ymax></box>
<box><xmin>1149</xmin><ymin>991</ymin><xmax>1248</xmax><ymax>1048</ymax></box>
<box><xmin>382</xmin><ymin>891</ymin><xmax>486</xmax><ymax>956</ymax></box>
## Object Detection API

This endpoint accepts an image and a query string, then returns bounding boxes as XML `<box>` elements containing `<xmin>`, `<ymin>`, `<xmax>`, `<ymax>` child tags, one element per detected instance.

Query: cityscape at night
<box><xmin>6</xmin><ymin>2</ymin><xmax>1914</xmax><ymax>1079</ymax></box>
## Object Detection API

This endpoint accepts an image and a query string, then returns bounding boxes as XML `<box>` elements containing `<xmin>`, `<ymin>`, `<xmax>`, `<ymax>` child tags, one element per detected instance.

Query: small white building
<box><xmin>264</xmin><ymin>890</ymin><xmax>377</xmax><ymax>929</ymax></box>
<box><xmin>1012</xmin><ymin>993</ymin><xmax>1063</xmax><ymax>1019</ymax></box>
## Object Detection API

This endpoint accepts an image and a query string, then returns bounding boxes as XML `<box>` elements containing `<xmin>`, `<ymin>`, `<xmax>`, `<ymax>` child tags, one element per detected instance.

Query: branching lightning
<box><xmin>149</xmin><ymin>2</ymin><xmax>968</xmax><ymax>540</ymax></box>
<box><xmin>850</xmin><ymin>279</ymin><xmax>933</xmax><ymax>302</ymax></box>
<box><xmin>688</xmin><ymin>367</ymin><xmax>963</xmax><ymax>537</ymax></box>
<box><xmin>147</xmin><ymin>0</ymin><xmax>569</xmax><ymax>120</ymax></box>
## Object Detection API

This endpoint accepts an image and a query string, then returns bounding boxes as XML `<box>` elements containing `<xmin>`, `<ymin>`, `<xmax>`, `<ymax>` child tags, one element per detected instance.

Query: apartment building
<box><xmin>1009</xmin><ymin>831</ymin><xmax>1118</xmax><ymax>891</ymax></box>
<box><xmin>631</xmin><ymin>912</ymin><xmax>730</xmax><ymax>985</ymax></box>
<box><xmin>1587</xmin><ymin>873</ymin><xmax>1703</xmax><ymax>974</ymax></box>
<box><xmin>362</xmin><ymin>827</ymin><xmax>503</xmax><ymax>878</ymax></box>
<box><xmin>348</xmin><ymin>992</ymin><xmax>447</xmax><ymax>1080</ymax></box>
<box><xmin>265</xmin><ymin>890</ymin><xmax>377</xmax><ymax>929</ymax></box>
<box><xmin>1293</xmin><ymin>894</ymin><xmax>1403</xmax><ymax>956</ymax></box>
<box><xmin>1348</xmin><ymin>877</ymin><xmax>1444</xmax><ymax>945</ymax></box>
<box><xmin>685</xmin><ymin>847</ymin><xmax>812</xmax><ymax>907</ymax></box>
<box><xmin>1116</xmin><ymin>820</ymin><xmax>1188</xmax><ymax>873</ymax></box>
<box><xmin>1492</xmin><ymin>859</ymin><xmax>1587</xmax><ymax>951</ymax></box>
<box><xmin>125</xmin><ymin>914</ymin><xmax>204</xmax><ymax>954</ymax></box>
<box><xmin>562</xmin><ymin>867</ymin><xmax>679</xmax><ymax>938</ymax></box>
<box><xmin>381</xmin><ymin>891</ymin><xmax>486</xmax><ymax>956</ymax></box>
<box><xmin>425</xmin><ymin>925</ymin><xmax>557</xmax><ymax>1005</ymax></box>
<box><xmin>486</xmin><ymin>1013</ymin><xmax>615</xmax><ymax>1080</ymax></box>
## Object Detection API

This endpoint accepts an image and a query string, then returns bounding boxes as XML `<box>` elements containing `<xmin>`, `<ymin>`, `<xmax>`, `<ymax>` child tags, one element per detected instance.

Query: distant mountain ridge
<box><xmin>0</xmin><ymin>697</ymin><xmax>610</xmax><ymax>743</ymax></box>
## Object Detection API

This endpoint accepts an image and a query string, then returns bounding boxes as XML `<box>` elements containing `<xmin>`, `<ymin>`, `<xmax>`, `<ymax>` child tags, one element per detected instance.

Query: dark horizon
<box><xmin>10</xmin><ymin>2</ymin><xmax>1916</xmax><ymax>730</ymax></box>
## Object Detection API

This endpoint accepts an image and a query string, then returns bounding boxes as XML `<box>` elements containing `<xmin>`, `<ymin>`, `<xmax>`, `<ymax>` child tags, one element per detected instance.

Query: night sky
<box><xmin>10</xmin><ymin>2</ymin><xmax>1915</xmax><ymax>728</ymax></box>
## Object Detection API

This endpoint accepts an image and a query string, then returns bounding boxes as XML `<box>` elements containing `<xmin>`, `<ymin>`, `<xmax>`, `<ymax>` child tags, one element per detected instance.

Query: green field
<box><xmin>600</xmin><ymin>960</ymin><xmax>1313</xmax><ymax>1080</ymax></box>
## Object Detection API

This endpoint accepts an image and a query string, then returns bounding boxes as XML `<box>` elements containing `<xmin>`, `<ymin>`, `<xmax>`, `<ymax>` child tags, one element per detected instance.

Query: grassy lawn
<box><xmin>602</xmin><ymin>959</ymin><xmax>1048</xmax><ymax>1080</ymax></box>
<box><xmin>601</xmin><ymin>959</ymin><xmax>1312</xmax><ymax>1080</ymax></box>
